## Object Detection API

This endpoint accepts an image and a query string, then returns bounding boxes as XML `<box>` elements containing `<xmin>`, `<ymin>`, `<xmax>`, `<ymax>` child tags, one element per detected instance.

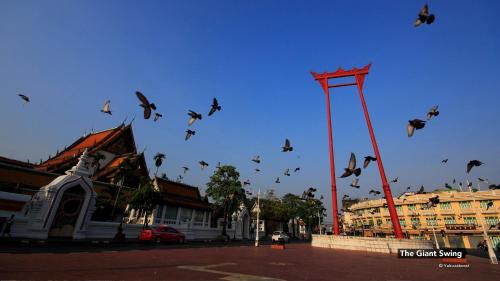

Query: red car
<box><xmin>139</xmin><ymin>225</ymin><xmax>186</xmax><ymax>244</ymax></box>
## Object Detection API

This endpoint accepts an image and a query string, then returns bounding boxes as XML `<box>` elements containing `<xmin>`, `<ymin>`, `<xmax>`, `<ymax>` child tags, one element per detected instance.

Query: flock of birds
<box><xmin>336</xmin><ymin>4</ymin><xmax>499</xmax><ymax>211</ymax></box>
<box><xmin>13</xmin><ymin>4</ymin><xmax>498</xmax><ymax>212</ymax></box>
<box><xmin>241</xmin><ymin>139</ymin><xmax>301</xmax><ymax>196</ymax></box>
<box><xmin>18</xmin><ymin>89</ymin><xmax>302</xmax><ymax>196</ymax></box>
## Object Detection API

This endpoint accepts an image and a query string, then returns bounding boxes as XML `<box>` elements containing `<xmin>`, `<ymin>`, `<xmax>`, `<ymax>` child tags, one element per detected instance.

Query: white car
<box><xmin>272</xmin><ymin>231</ymin><xmax>289</xmax><ymax>242</ymax></box>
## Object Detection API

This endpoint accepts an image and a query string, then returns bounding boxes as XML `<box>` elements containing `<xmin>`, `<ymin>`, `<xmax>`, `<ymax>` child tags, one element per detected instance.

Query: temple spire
<box><xmin>66</xmin><ymin>148</ymin><xmax>91</xmax><ymax>177</ymax></box>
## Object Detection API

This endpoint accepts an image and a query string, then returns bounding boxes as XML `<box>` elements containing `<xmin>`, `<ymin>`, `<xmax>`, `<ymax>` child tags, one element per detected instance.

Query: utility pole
<box><xmin>468</xmin><ymin>181</ymin><xmax>497</xmax><ymax>264</ymax></box>
<box><xmin>430</xmin><ymin>207</ymin><xmax>440</xmax><ymax>250</ymax></box>
<box><xmin>255</xmin><ymin>188</ymin><xmax>261</xmax><ymax>247</ymax></box>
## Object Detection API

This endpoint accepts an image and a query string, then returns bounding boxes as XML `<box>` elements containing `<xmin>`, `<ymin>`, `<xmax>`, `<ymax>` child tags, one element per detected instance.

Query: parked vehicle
<box><xmin>139</xmin><ymin>225</ymin><xmax>186</xmax><ymax>244</ymax></box>
<box><xmin>272</xmin><ymin>231</ymin><xmax>289</xmax><ymax>242</ymax></box>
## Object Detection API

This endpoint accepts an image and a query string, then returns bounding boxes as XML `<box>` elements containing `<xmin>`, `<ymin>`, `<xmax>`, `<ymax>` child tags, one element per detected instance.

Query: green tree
<box><xmin>281</xmin><ymin>193</ymin><xmax>302</xmax><ymax>237</ymax></box>
<box><xmin>153</xmin><ymin>153</ymin><xmax>166</xmax><ymax>177</ymax></box>
<box><xmin>128</xmin><ymin>180</ymin><xmax>161</xmax><ymax>229</ymax></box>
<box><xmin>298</xmin><ymin>198</ymin><xmax>326</xmax><ymax>234</ymax></box>
<box><xmin>91</xmin><ymin>152</ymin><xmax>105</xmax><ymax>173</ymax></box>
<box><xmin>206</xmin><ymin>165</ymin><xmax>245</xmax><ymax>237</ymax></box>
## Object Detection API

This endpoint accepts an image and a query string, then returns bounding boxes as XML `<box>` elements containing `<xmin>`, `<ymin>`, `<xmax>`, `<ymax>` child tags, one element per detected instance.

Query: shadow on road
<box><xmin>0</xmin><ymin>238</ymin><xmax>309</xmax><ymax>254</ymax></box>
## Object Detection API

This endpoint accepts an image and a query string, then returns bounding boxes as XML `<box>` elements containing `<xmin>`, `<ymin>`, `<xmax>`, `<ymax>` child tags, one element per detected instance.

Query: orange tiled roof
<box><xmin>36</xmin><ymin>125</ymin><xmax>125</xmax><ymax>171</ymax></box>
<box><xmin>0</xmin><ymin>156</ymin><xmax>34</xmax><ymax>169</ymax></box>
<box><xmin>93</xmin><ymin>153</ymin><xmax>136</xmax><ymax>179</ymax></box>
<box><xmin>156</xmin><ymin>177</ymin><xmax>200</xmax><ymax>200</ymax></box>
<box><xmin>155</xmin><ymin>177</ymin><xmax>211</xmax><ymax>210</ymax></box>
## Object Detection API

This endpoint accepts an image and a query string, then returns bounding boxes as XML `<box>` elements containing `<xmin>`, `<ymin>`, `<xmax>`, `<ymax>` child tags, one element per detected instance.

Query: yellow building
<box><xmin>345</xmin><ymin>189</ymin><xmax>500</xmax><ymax>249</ymax></box>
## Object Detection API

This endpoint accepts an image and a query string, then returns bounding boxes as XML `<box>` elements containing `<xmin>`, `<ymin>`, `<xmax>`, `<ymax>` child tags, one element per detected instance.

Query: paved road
<box><xmin>0</xmin><ymin>243</ymin><xmax>498</xmax><ymax>280</ymax></box>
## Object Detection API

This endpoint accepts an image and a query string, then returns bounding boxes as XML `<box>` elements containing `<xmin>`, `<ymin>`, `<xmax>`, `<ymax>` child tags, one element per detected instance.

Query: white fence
<box><xmin>312</xmin><ymin>234</ymin><xmax>434</xmax><ymax>254</ymax></box>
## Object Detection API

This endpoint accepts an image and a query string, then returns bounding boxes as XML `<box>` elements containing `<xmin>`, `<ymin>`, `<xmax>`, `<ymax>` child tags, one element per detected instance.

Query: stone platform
<box><xmin>312</xmin><ymin>234</ymin><xmax>434</xmax><ymax>254</ymax></box>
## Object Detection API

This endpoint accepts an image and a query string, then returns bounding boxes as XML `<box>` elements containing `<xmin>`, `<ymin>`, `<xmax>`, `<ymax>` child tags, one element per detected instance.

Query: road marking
<box><xmin>178</xmin><ymin>263</ymin><xmax>285</xmax><ymax>281</ymax></box>
<box><xmin>268</xmin><ymin>262</ymin><xmax>289</xmax><ymax>266</ymax></box>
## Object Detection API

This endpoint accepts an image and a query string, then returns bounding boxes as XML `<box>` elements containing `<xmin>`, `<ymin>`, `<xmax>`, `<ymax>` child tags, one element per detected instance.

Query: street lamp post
<box><xmin>467</xmin><ymin>181</ymin><xmax>498</xmax><ymax>264</ymax></box>
<box><xmin>318</xmin><ymin>211</ymin><xmax>322</xmax><ymax>235</ymax></box>
<box><xmin>255</xmin><ymin>188</ymin><xmax>261</xmax><ymax>247</ymax></box>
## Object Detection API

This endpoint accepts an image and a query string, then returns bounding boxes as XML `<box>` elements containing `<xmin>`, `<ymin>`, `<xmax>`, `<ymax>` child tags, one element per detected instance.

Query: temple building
<box><xmin>126</xmin><ymin>177</ymin><xmax>213</xmax><ymax>228</ymax></box>
<box><xmin>0</xmin><ymin>123</ymin><xmax>251</xmax><ymax>241</ymax></box>
<box><xmin>0</xmin><ymin>124</ymin><xmax>149</xmax><ymax>223</ymax></box>
<box><xmin>343</xmin><ymin>189</ymin><xmax>500</xmax><ymax>250</ymax></box>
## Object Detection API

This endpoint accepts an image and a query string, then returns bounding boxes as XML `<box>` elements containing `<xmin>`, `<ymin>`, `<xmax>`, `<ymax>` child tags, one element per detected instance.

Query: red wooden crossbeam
<box><xmin>311</xmin><ymin>63</ymin><xmax>371</xmax><ymax>80</ymax></box>
<box><xmin>328</xmin><ymin>82</ymin><xmax>357</xmax><ymax>88</ymax></box>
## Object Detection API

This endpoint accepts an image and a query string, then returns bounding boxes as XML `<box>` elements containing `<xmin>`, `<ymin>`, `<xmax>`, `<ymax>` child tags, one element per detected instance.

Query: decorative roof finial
<box><xmin>66</xmin><ymin>148</ymin><xmax>91</xmax><ymax>177</ymax></box>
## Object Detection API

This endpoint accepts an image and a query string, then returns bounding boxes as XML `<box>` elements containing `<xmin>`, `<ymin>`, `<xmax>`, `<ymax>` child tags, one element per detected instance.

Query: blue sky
<box><xmin>1</xmin><ymin>0</ymin><xmax>499</xmax><ymax>222</ymax></box>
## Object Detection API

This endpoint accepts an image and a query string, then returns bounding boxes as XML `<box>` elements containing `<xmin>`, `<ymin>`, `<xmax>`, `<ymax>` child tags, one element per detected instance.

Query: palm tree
<box><xmin>153</xmin><ymin>153</ymin><xmax>166</xmax><ymax>177</ymax></box>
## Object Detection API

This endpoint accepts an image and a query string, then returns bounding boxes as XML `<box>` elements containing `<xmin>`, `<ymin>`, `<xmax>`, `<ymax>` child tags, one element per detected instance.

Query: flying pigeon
<box><xmin>182</xmin><ymin>166</ymin><xmax>189</xmax><ymax>174</ymax></box>
<box><xmin>363</xmin><ymin>156</ymin><xmax>377</xmax><ymax>169</ymax></box>
<box><xmin>414</xmin><ymin>3</ymin><xmax>435</xmax><ymax>27</ymax></box>
<box><xmin>255</xmin><ymin>168</ymin><xmax>260</xmax><ymax>173</ymax></box>
<box><xmin>350</xmin><ymin>178</ymin><xmax>360</xmax><ymax>188</ymax></box>
<box><xmin>199</xmin><ymin>161</ymin><xmax>209</xmax><ymax>170</ymax></box>
<box><xmin>284</xmin><ymin>169</ymin><xmax>290</xmax><ymax>176</ymax></box>
<box><xmin>185</xmin><ymin>130</ymin><xmax>196</xmax><ymax>141</ymax></box>
<box><xmin>486</xmin><ymin>201</ymin><xmax>494</xmax><ymax>210</ymax></box>
<box><xmin>340</xmin><ymin>153</ymin><xmax>361</xmax><ymax>178</ymax></box>
<box><xmin>188</xmin><ymin>110</ymin><xmax>202</xmax><ymax>126</ymax></box>
<box><xmin>478</xmin><ymin>178</ymin><xmax>487</xmax><ymax>182</ymax></box>
<box><xmin>275</xmin><ymin>177</ymin><xmax>280</xmax><ymax>183</ymax></box>
<box><xmin>488</xmin><ymin>184</ymin><xmax>500</xmax><ymax>190</ymax></box>
<box><xmin>391</xmin><ymin>177</ymin><xmax>399</xmax><ymax>183</ymax></box>
<box><xmin>154</xmin><ymin>113</ymin><xmax>162</xmax><ymax>122</ymax></box>
<box><xmin>444</xmin><ymin>183</ymin><xmax>453</xmax><ymax>190</ymax></box>
<box><xmin>136</xmin><ymin>91</ymin><xmax>156</xmax><ymax>119</ymax></box>
<box><xmin>208</xmin><ymin>98</ymin><xmax>221</xmax><ymax>116</ymax></box>
<box><xmin>426</xmin><ymin>105</ymin><xmax>439</xmax><ymax>120</ymax></box>
<box><xmin>294</xmin><ymin>167</ymin><xmax>300</xmax><ymax>172</ymax></box>
<box><xmin>342</xmin><ymin>194</ymin><xmax>350</xmax><ymax>199</ymax></box>
<box><xmin>245</xmin><ymin>190</ymin><xmax>253</xmax><ymax>196</ymax></box>
<box><xmin>369</xmin><ymin>189</ymin><xmax>381</xmax><ymax>195</ymax></box>
<box><xmin>18</xmin><ymin>94</ymin><xmax>30</xmax><ymax>103</ymax></box>
<box><xmin>252</xmin><ymin>156</ymin><xmax>261</xmax><ymax>164</ymax></box>
<box><xmin>406</xmin><ymin>186</ymin><xmax>411</xmax><ymax>190</ymax></box>
<box><xmin>467</xmin><ymin>160</ymin><xmax>483</xmax><ymax>173</ymax></box>
<box><xmin>282</xmin><ymin>139</ymin><xmax>293</xmax><ymax>152</ymax></box>
<box><xmin>416</xmin><ymin>185</ymin><xmax>425</xmax><ymax>194</ymax></box>
<box><xmin>302</xmin><ymin>187</ymin><xmax>317</xmax><ymax>200</ymax></box>
<box><xmin>397</xmin><ymin>191</ymin><xmax>407</xmax><ymax>199</ymax></box>
<box><xmin>243</xmin><ymin>179</ymin><xmax>251</xmax><ymax>186</ymax></box>
<box><xmin>407</xmin><ymin>119</ymin><xmax>426</xmax><ymax>137</ymax></box>
<box><xmin>176</xmin><ymin>175</ymin><xmax>183</xmax><ymax>182</ymax></box>
<box><xmin>442</xmin><ymin>159</ymin><xmax>448</xmax><ymax>163</ymax></box>
<box><xmin>101</xmin><ymin>100</ymin><xmax>112</xmax><ymax>115</ymax></box>
<box><xmin>425</xmin><ymin>195</ymin><xmax>440</xmax><ymax>208</ymax></box>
